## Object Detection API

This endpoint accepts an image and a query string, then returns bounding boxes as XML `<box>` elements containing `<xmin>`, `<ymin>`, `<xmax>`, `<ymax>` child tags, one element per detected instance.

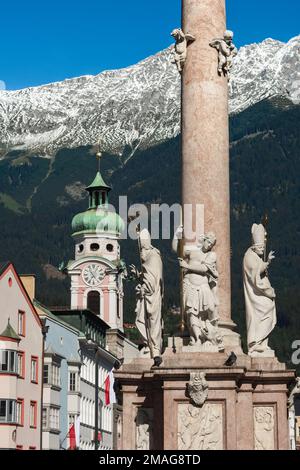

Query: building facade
<box><xmin>34</xmin><ymin>301</ymin><xmax>81</xmax><ymax>450</ymax></box>
<box><xmin>52</xmin><ymin>309</ymin><xmax>118</xmax><ymax>450</ymax></box>
<box><xmin>0</xmin><ymin>263</ymin><xmax>43</xmax><ymax>450</ymax></box>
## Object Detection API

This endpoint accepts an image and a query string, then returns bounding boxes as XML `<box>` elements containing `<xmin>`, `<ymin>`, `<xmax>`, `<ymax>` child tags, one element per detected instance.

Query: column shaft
<box><xmin>182</xmin><ymin>0</ymin><xmax>231</xmax><ymax>322</ymax></box>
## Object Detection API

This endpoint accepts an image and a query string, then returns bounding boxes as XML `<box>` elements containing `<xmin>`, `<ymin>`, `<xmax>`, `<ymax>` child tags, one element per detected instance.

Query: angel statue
<box><xmin>209</xmin><ymin>30</ymin><xmax>237</xmax><ymax>79</ymax></box>
<box><xmin>172</xmin><ymin>226</ymin><xmax>224</xmax><ymax>352</ymax></box>
<box><xmin>130</xmin><ymin>229</ymin><xmax>164</xmax><ymax>367</ymax></box>
<box><xmin>171</xmin><ymin>28</ymin><xmax>195</xmax><ymax>73</ymax></box>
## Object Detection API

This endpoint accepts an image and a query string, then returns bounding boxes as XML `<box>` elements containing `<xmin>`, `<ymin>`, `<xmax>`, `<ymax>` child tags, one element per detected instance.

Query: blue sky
<box><xmin>1</xmin><ymin>0</ymin><xmax>300</xmax><ymax>90</ymax></box>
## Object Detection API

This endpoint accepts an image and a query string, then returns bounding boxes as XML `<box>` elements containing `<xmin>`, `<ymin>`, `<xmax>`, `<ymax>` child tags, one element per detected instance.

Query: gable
<box><xmin>0</xmin><ymin>263</ymin><xmax>42</xmax><ymax>329</ymax></box>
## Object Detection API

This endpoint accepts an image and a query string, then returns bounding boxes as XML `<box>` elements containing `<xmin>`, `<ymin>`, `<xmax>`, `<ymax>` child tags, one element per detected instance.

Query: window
<box><xmin>87</xmin><ymin>291</ymin><xmax>100</xmax><ymax>315</ymax></box>
<box><xmin>91</xmin><ymin>243</ymin><xmax>100</xmax><ymax>252</ymax></box>
<box><xmin>0</xmin><ymin>399</ymin><xmax>16</xmax><ymax>423</ymax></box>
<box><xmin>30</xmin><ymin>401</ymin><xmax>37</xmax><ymax>428</ymax></box>
<box><xmin>17</xmin><ymin>352</ymin><xmax>25</xmax><ymax>378</ymax></box>
<box><xmin>18</xmin><ymin>311</ymin><xmax>25</xmax><ymax>336</ymax></box>
<box><xmin>117</xmin><ymin>293</ymin><xmax>120</xmax><ymax>318</ymax></box>
<box><xmin>31</xmin><ymin>356</ymin><xmax>38</xmax><ymax>383</ymax></box>
<box><xmin>0</xmin><ymin>350</ymin><xmax>18</xmax><ymax>374</ymax></box>
<box><xmin>106</xmin><ymin>243</ymin><xmax>114</xmax><ymax>253</ymax></box>
<box><xmin>43</xmin><ymin>364</ymin><xmax>49</xmax><ymax>384</ymax></box>
<box><xmin>69</xmin><ymin>372</ymin><xmax>78</xmax><ymax>392</ymax></box>
<box><xmin>42</xmin><ymin>407</ymin><xmax>47</xmax><ymax>429</ymax></box>
<box><xmin>16</xmin><ymin>399</ymin><xmax>24</xmax><ymax>426</ymax></box>
<box><xmin>51</xmin><ymin>364</ymin><xmax>60</xmax><ymax>387</ymax></box>
<box><xmin>0</xmin><ymin>351</ymin><xmax>8</xmax><ymax>372</ymax></box>
<box><xmin>49</xmin><ymin>407</ymin><xmax>59</xmax><ymax>430</ymax></box>
<box><xmin>43</xmin><ymin>363</ymin><xmax>60</xmax><ymax>387</ymax></box>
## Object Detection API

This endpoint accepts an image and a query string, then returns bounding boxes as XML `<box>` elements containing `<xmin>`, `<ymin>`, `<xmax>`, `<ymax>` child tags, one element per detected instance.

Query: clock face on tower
<box><xmin>82</xmin><ymin>264</ymin><xmax>106</xmax><ymax>287</ymax></box>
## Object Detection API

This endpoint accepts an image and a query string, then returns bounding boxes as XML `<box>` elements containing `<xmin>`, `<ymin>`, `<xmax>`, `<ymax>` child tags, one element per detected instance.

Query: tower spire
<box><xmin>96</xmin><ymin>142</ymin><xmax>102</xmax><ymax>173</ymax></box>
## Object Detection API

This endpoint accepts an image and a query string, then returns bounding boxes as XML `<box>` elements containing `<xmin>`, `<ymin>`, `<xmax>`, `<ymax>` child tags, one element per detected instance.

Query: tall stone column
<box><xmin>181</xmin><ymin>0</ymin><xmax>232</xmax><ymax>327</ymax></box>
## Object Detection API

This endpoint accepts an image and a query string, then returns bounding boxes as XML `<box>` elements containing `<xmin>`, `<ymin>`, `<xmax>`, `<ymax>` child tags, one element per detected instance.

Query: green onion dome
<box><xmin>72</xmin><ymin>207</ymin><xmax>125</xmax><ymax>237</ymax></box>
<box><xmin>71</xmin><ymin>171</ymin><xmax>125</xmax><ymax>237</ymax></box>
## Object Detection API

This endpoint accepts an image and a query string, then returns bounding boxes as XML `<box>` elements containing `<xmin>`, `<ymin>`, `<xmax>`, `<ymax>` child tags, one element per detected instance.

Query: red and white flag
<box><xmin>104</xmin><ymin>375</ymin><xmax>110</xmax><ymax>405</ymax></box>
<box><xmin>68</xmin><ymin>416</ymin><xmax>80</xmax><ymax>450</ymax></box>
<box><xmin>68</xmin><ymin>424</ymin><xmax>76</xmax><ymax>450</ymax></box>
<box><xmin>104</xmin><ymin>371</ymin><xmax>116</xmax><ymax>406</ymax></box>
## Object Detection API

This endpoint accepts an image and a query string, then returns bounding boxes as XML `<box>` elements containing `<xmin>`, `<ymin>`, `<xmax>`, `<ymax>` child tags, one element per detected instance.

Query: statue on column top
<box><xmin>172</xmin><ymin>226</ymin><xmax>224</xmax><ymax>352</ymax></box>
<box><xmin>243</xmin><ymin>223</ymin><xmax>277</xmax><ymax>357</ymax></box>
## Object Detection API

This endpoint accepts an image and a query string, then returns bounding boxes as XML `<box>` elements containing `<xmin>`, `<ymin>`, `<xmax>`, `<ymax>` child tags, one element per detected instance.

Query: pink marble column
<box><xmin>182</xmin><ymin>0</ymin><xmax>231</xmax><ymax>323</ymax></box>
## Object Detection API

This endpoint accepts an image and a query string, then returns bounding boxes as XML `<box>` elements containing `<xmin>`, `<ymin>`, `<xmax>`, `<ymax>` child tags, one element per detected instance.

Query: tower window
<box><xmin>91</xmin><ymin>243</ymin><xmax>100</xmax><ymax>252</ymax></box>
<box><xmin>87</xmin><ymin>291</ymin><xmax>100</xmax><ymax>316</ymax></box>
<box><xmin>101</xmin><ymin>192</ymin><xmax>106</xmax><ymax>205</ymax></box>
<box><xmin>78</xmin><ymin>244</ymin><xmax>84</xmax><ymax>253</ymax></box>
<box><xmin>106</xmin><ymin>244</ymin><xmax>114</xmax><ymax>253</ymax></box>
<box><xmin>95</xmin><ymin>192</ymin><xmax>100</xmax><ymax>206</ymax></box>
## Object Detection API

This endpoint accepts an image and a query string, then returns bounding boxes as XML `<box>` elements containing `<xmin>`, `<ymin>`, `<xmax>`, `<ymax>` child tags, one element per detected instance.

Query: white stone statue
<box><xmin>171</xmin><ymin>28</ymin><xmax>195</xmax><ymax>73</ymax></box>
<box><xmin>130</xmin><ymin>229</ymin><xmax>164</xmax><ymax>367</ymax></box>
<box><xmin>209</xmin><ymin>30</ymin><xmax>237</xmax><ymax>79</ymax></box>
<box><xmin>288</xmin><ymin>377</ymin><xmax>300</xmax><ymax>406</ymax></box>
<box><xmin>243</xmin><ymin>224</ymin><xmax>277</xmax><ymax>356</ymax></box>
<box><xmin>172</xmin><ymin>226</ymin><xmax>224</xmax><ymax>352</ymax></box>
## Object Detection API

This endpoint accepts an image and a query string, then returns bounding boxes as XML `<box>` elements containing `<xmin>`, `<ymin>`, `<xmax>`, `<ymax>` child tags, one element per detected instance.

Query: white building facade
<box><xmin>0</xmin><ymin>264</ymin><xmax>43</xmax><ymax>450</ymax></box>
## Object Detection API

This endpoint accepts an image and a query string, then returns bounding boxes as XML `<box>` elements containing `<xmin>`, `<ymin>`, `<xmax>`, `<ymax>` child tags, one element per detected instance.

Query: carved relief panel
<box><xmin>136</xmin><ymin>408</ymin><xmax>153</xmax><ymax>450</ymax></box>
<box><xmin>254</xmin><ymin>406</ymin><xmax>275</xmax><ymax>450</ymax></box>
<box><xmin>178</xmin><ymin>403</ymin><xmax>223</xmax><ymax>450</ymax></box>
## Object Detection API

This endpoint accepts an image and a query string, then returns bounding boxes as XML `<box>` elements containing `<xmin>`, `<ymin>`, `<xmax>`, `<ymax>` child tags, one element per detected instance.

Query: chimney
<box><xmin>20</xmin><ymin>275</ymin><xmax>36</xmax><ymax>301</ymax></box>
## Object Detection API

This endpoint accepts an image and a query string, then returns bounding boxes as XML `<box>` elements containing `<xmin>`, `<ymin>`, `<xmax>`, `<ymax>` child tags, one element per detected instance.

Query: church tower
<box><xmin>67</xmin><ymin>161</ymin><xmax>125</xmax><ymax>331</ymax></box>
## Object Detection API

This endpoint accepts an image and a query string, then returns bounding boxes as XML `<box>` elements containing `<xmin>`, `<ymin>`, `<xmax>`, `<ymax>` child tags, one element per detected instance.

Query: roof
<box><xmin>71</xmin><ymin>208</ymin><xmax>124</xmax><ymax>237</ymax></box>
<box><xmin>44</xmin><ymin>344</ymin><xmax>65</xmax><ymax>360</ymax></box>
<box><xmin>86</xmin><ymin>171</ymin><xmax>111</xmax><ymax>192</ymax></box>
<box><xmin>0</xmin><ymin>262</ymin><xmax>43</xmax><ymax>330</ymax></box>
<box><xmin>51</xmin><ymin>308</ymin><xmax>111</xmax><ymax>331</ymax></box>
<box><xmin>34</xmin><ymin>299</ymin><xmax>81</xmax><ymax>334</ymax></box>
<box><xmin>0</xmin><ymin>318</ymin><xmax>21</xmax><ymax>341</ymax></box>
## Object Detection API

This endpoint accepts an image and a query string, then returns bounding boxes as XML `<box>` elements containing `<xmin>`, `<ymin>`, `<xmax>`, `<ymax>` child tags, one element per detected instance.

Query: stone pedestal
<box><xmin>114</xmin><ymin>350</ymin><xmax>295</xmax><ymax>450</ymax></box>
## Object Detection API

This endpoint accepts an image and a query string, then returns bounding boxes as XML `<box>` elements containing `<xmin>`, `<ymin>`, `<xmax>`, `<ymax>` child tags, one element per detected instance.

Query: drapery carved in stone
<box><xmin>254</xmin><ymin>406</ymin><xmax>275</xmax><ymax>450</ymax></box>
<box><xmin>136</xmin><ymin>408</ymin><xmax>153</xmax><ymax>450</ymax></box>
<box><xmin>178</xmin><ymin>403</ymin><xmax>223</xmax><ymax>450</ymax></box>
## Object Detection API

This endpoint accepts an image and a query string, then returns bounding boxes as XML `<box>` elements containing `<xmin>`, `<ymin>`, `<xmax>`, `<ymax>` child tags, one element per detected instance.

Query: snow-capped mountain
<box><xmin>0</xmin><ymin>35</ymin><xmax>300</xmax><ymax>158</ymax></box>
<box><xmin>230</xmin><ymin>36</ymin><xmax>300</xmax><ymax>112</ymax></box>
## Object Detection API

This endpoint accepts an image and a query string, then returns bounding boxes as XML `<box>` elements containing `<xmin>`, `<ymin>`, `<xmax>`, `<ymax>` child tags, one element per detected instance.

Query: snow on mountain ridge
<box><xmin>0</xmin><ymin>35</ymin><xmax>299</xmax><ymax>158</ymax></box>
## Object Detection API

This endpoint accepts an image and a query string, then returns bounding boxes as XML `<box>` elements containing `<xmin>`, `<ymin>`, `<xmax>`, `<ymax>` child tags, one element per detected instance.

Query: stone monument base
<box><xmin>115</xmin><ymin>342</ymin><xmax>295</xmax><ymax>450</ymax></box>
